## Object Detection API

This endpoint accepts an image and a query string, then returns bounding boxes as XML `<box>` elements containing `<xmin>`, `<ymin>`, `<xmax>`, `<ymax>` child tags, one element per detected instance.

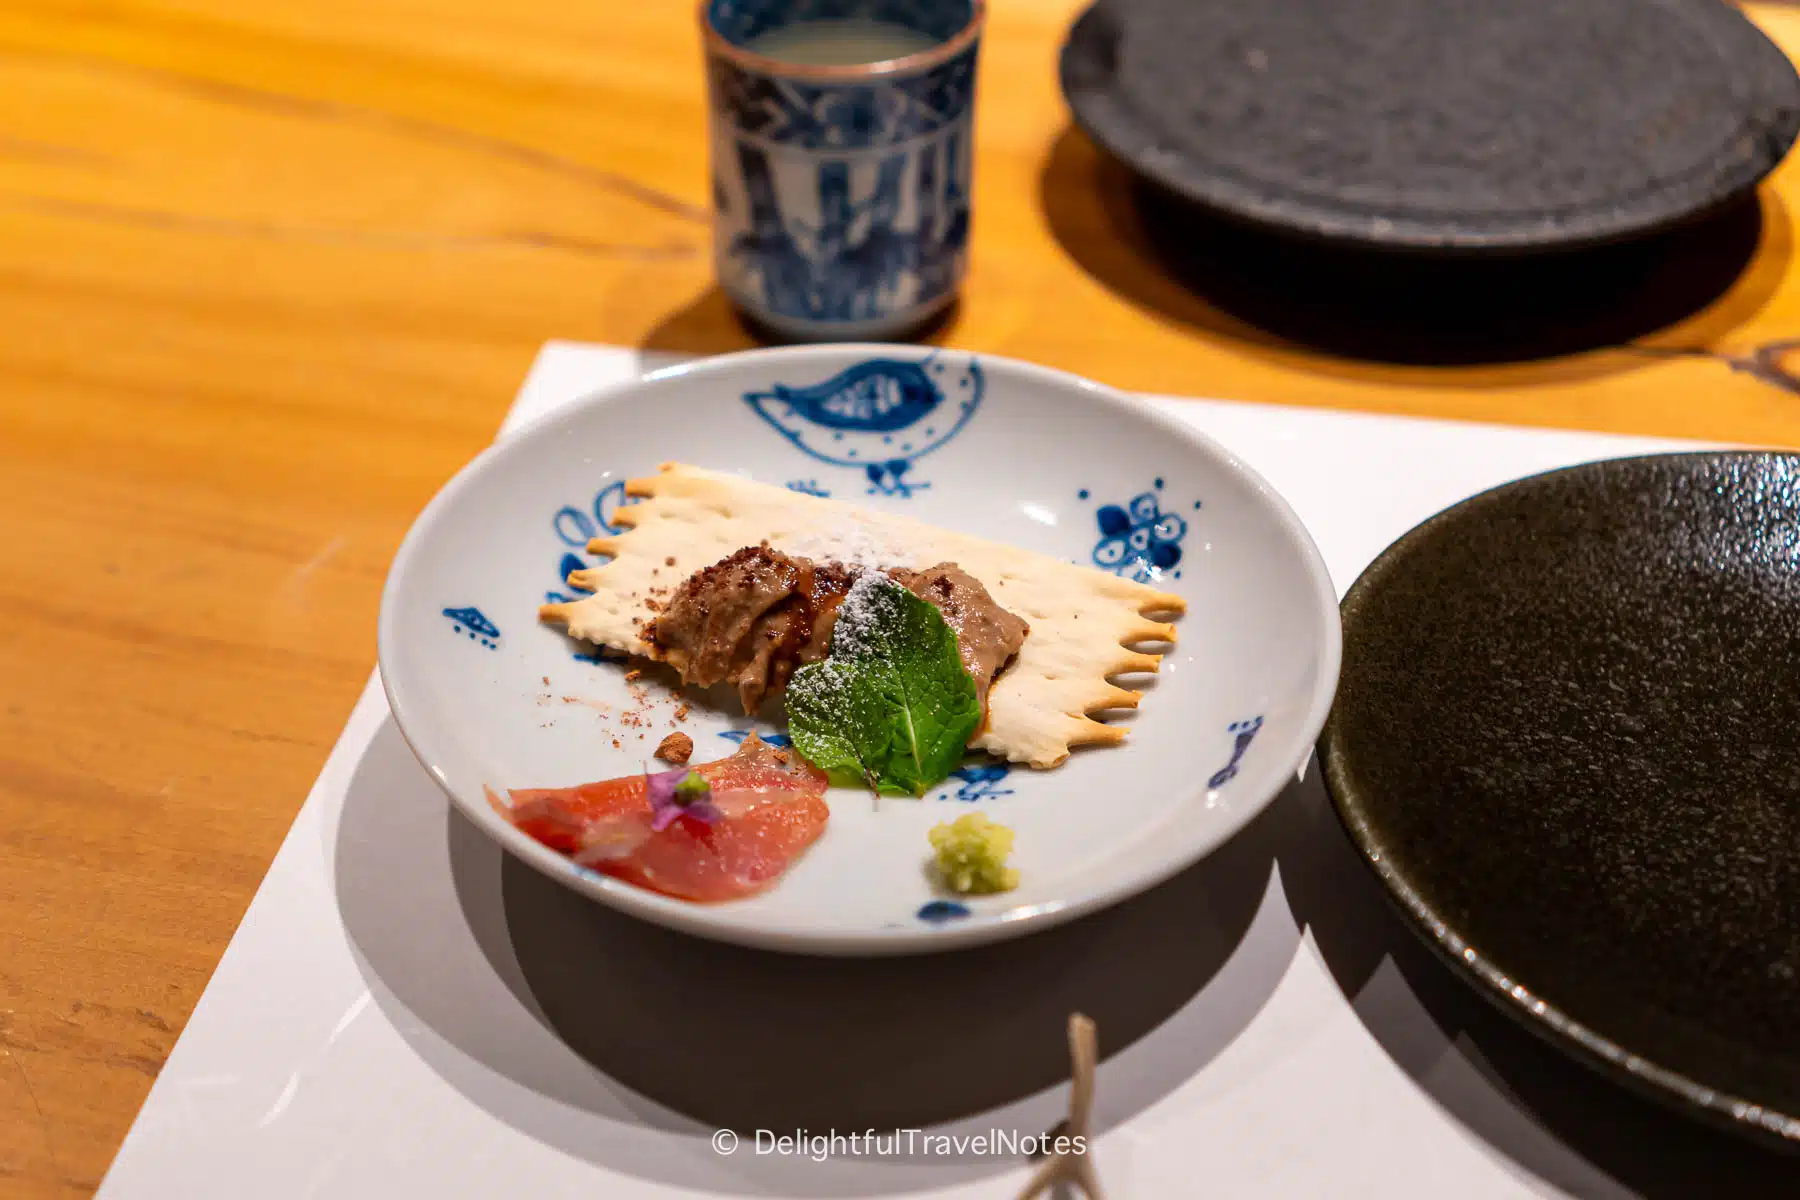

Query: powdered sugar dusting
<box><xmin>830</xmin><ymin>570</ymin><xmax>898</xmax><ymax>660</ymax></box>
<box><xmin>785</xmin><ymin>524</ymin><xmax>916</xmax><ymax>572</ymax></box>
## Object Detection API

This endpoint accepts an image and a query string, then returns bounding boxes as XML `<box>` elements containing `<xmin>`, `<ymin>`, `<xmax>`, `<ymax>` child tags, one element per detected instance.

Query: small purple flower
<box><xmin>646</xmin><ymin>766</ymin><xmax>723</xmax><ymax>831</ymax></box>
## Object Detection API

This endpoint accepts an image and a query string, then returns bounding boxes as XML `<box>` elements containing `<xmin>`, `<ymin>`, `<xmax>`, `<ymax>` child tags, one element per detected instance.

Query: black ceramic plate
<box><xmin>1060</xmin><ymin>0</ymin><xmax>1800</xmax><ymax>253</ymax></box>
<box><xmin>1320</xmin><ymin>453</ymin><xmax>1800</xmax><ymax>1149</ymax></box>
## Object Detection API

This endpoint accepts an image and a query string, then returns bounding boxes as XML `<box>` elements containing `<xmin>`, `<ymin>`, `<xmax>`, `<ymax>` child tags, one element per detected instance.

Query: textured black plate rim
<box><xmin>1319</xmin><ymin>450</ymin><xmax>1800</xmax><ymax>1151</ymax></box>
<box><xmin>1058</xmin><ymin>0</ymin><xmax>1800</xmax><ymax>256</ymax></box>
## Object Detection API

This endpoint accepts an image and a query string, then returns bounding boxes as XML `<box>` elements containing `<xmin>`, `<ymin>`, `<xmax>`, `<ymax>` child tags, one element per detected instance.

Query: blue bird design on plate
<box><xmin>443</xmin><ymin>606</ymin><xmax>500</xmax><ymax>650</ymax></box>
<box><xmin>1208</xmin><ymin>717</ymin><xmax>1264</xmax><ymax>789</ymax></box>
<box><xmin>744</xmin><ymin>354</ymin><xmax>983</xmax><ymax>497</ymax></box>
<box><xmin>1092</xmin><ymin>484</ymin><xmax>1190</xmax><ymax>584</ymax></box>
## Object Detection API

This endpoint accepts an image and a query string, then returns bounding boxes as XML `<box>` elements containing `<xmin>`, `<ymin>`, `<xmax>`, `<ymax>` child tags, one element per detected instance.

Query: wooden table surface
<box><xmin>6</xmin><ymin>0</ymin><xmax>1800</xmax><ymax>1193</ymax></box>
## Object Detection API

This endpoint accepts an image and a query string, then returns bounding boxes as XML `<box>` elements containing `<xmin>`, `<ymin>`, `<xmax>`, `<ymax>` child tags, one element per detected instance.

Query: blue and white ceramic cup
<box><xmin>701</xmin><ymin>0</ymin><xmax>984</xmax><ymax>341</ymax></box>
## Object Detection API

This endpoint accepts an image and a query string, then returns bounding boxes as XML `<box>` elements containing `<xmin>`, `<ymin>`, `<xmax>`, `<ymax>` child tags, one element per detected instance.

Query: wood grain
<box><xmin>3</xmin><ymin>0</ymin><xmax>1800</xmax><ymax>1194</ymax></box>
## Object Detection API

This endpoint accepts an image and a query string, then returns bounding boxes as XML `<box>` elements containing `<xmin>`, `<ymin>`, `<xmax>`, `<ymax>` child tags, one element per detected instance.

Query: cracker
<box><xmin>541</xmin><ymin>463</ymin><xmax>1185</xmax><ymax>769</ymax></box>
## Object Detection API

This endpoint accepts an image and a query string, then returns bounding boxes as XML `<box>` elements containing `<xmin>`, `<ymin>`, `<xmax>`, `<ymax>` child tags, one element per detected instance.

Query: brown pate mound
<box><xmin>644</xmin><ymin>546</ymin><xmax>1027</xmax><ymax>718</ymax></box>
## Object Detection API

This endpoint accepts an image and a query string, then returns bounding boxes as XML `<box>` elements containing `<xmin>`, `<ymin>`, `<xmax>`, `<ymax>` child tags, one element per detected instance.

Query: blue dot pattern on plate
<box><xmin>917</xmin><ymin>900</ymin><xmax>972</xmax><ymax>923</ymax></box>
<box><xmin>785</xmin><ymin>479</ymin><xmax>831</xmax><ymax>497</ymax></box>
<box><xmin>1208</xmin><ymin>716</ymin><xmax>1264</xmax><ymax>789</ymax></box>
<box><xmin>1089</xmin><ymin>480</ymin><xmax>1192</xmax><ymax>584</ymax></box>
<box><xmin>743</xmin><ymin>354</ymin><xmax>983</xmax><ymax>498</ymax></box>
<box><xmin>443</xmin><ymin>606</ymin><xmax>500</xmax><ymax>650</ymax></box>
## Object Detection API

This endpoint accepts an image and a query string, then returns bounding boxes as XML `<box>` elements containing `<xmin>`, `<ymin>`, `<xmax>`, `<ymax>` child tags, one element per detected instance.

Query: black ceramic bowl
<box><xmin>1060</xmin><ymin>0</ymin><xmax>1800</xmax><ymax>253</ymax></box>
<box><xmin>1321</xmin><ymin>452</ymin><xmax>1800</xmax><ymax>1149</ymax></box>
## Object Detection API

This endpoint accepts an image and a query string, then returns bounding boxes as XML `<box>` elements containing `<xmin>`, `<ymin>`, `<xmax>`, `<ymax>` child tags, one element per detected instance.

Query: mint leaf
<box><xmin>787</xmin><ymin>658</ymin><xmax>891</xmax><ymax>791</ymax></box>
<box><xmin>785</xmin><ymin>575</ymin><xmax>982</xmax><ymax>797</ymax></box>
<box><xmin>853</xmin><ymin>580</ymin><xmax>981</xmax><ymax>794</ymax></box>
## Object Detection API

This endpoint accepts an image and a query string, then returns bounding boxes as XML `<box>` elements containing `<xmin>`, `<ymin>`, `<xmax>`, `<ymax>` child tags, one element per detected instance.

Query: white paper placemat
<box><xmin>96</xmin><ymin>342</ymin><xmax>1796</xmax><ymax>1199</ymax></box>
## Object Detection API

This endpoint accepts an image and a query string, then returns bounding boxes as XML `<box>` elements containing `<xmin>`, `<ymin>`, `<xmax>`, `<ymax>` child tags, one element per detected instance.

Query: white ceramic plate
<box><xmin>378</xmin><ymin>346</ymin><xmax>1340</xmax><ymax>955</ymax></box>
